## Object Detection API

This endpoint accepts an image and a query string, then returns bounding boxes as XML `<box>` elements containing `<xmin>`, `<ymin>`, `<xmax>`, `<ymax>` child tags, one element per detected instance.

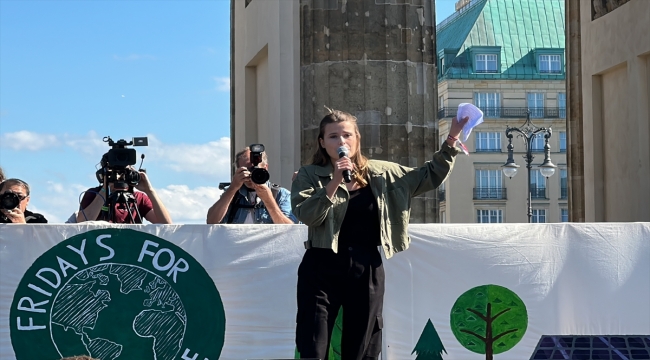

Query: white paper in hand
<box><xmin>456</xmin><ymin>103</ymin><xmax>484</xmax><ymax>142</ymax></box>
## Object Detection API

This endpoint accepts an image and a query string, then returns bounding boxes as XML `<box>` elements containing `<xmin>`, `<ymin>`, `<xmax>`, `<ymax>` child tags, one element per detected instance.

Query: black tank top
<box><xmin>339</xmin><ymin>185</ymin><xmax>381</xmax><ymax>248</ymax></box>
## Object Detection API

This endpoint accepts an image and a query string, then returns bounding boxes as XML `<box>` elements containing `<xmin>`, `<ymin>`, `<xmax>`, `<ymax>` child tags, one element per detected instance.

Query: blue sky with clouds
<box><xmin>0</xmin><ymin>0</ymin><xmax>456</xmax><ymax>223</ymax></box>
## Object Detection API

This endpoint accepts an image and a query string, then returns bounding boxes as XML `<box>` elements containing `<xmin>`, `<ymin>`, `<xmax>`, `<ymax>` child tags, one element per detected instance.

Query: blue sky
<box><xmin>0</xmin><ymin>0</ymin><xmax>457</xmax><ymax>223</ymax></box>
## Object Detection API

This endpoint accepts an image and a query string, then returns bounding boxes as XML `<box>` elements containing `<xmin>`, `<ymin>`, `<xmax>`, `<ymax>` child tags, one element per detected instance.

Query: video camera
<box><xmin>96</xmin><ymin>136</ymin><xmax>148</xmax><ymax>188</ymax></box>
<box><xmin>249</xmin><ymin>144</ymin><xmax>270</xmax><ymax>185</ymax></box>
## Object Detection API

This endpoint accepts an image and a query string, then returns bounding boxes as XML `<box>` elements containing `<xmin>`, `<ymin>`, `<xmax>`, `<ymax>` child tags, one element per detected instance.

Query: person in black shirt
<box><xmin>0</xmin><ymin>178</ymin><xmax>47</xmax><ymax>224</ymax></box>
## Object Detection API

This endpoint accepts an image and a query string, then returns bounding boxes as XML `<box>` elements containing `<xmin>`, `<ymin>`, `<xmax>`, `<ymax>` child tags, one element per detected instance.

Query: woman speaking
<box><xmin>291</xmin><ymin>108</ymin><xmax>468</xmax><ymax>359</ymax></box>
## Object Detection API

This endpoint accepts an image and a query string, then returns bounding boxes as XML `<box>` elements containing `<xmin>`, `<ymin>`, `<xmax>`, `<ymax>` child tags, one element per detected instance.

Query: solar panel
<box><xmin>530</xmin><ymin>335</ymin><xmax>650</xmax><ymax>360</ymax></box>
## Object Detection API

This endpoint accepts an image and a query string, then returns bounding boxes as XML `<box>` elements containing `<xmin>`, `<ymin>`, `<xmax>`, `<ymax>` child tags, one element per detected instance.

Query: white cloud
<box><xmin>144</xmin><ymin>135</ymin><xmax>232</xmax><ymax>179</ymax></box>
<box><xmin>63</xmin><ymin>131</ymin><xmax>108</xmax><ymax>158</ymax></box>
<box><xmin>155</xmin><ymin>184</ymin><xmax>223</xmax><ymax>224</ymax></box>
<box><xmin>1</xmin><ymin>131</ymin><xmax>59</xmax><ymax>151</ymax></box>
<box><xmin>28</xmin><ymin>181</ymin><xmax>224</xmax><ymax>224</ymax></box>
<box><xmin>1</xmin><ymin>130</ymin><xmax>232</xmax><ymax>179</ymax></box>
<box><xmin>214</xmin><ymin>77</ymin><xmax>230</xmax><ymax>92</ymax></box>
<box><xmin>0</xmin><ymin>130</ymin><xmax>107</xmax><ymax>156</ymax></box>
<box><xmin>28</xmin><ymin>181</ymin><xmax>90</xmax><ymax>223</ymax></box>
<box><xmin>112</xmin><ymin>54</ymin><xmax>156</xmax><ymax>61</ymax></box>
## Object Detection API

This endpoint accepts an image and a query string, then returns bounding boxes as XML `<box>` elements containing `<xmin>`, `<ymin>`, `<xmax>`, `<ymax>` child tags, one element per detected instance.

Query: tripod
<box><xmin>101</xmin><ymin>182</ymin><xmax>143</xmax><ymax>223</ymax></box>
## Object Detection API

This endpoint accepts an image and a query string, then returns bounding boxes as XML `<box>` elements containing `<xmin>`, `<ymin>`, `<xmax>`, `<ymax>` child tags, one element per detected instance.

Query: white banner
<box><xmin>1</xmin><ymin>223</ymin><xmax>649</xmax><ymax>360</ymax></box>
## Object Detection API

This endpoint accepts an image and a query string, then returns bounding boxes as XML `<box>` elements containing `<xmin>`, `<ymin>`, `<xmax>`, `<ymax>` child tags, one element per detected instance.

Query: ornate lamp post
<box><xmin>502</xmin><ymin>110</ymin><xmax>557</xmax><ymax>223</ymax></box>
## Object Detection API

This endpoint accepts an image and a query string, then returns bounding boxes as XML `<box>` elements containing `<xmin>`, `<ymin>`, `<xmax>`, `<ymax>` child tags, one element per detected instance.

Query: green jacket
<box><xmin>291</xmin><ymin>142</ymin><xmax>459</xmax><ymax>259</ymax></box>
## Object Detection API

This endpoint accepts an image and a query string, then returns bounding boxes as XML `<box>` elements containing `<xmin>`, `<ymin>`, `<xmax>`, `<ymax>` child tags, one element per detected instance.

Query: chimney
<box><xmin>455</xmin><ymin>0</ymin><xmax>472</xmax><ymax>12</ymax></box>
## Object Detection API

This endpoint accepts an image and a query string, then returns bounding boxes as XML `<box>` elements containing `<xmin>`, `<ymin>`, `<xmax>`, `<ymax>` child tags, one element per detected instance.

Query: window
<box><xmin>439</xmin><ymin>95</ymin><xmax>444</xmax><ymax>110</ymax></box>
<box><xmin>528</xmin><ymin>93</ymin><xmax>545</xmax><ymax>118</ymax></box>
<box><xmin>469</xmin><ymin>46</ymin><xmax>501</xmax><ymax>74</ymax></box>
<box><xmin>440</xmin><ymin>57</ymin><xmax>445</xmax><ymax>74</ymax></box>
<box><xmin>477</xmin><ymin>209</ymin><xmax>503</xmax><ymax>223</ymax></box>
<box><xmin>559</xmin><ymin>131</ymin><xmax>566</xmax><ymax>152</ymax></box>
<box><xmin>539</xmin><ymin>55</ymin><xmax>562</xmax><ymax>73</ymax></box>
<box><xmin>532</xmin><ymin>209</ymin><xmax>546</xmax><ymax>223</ymax></box>
<box><xmin>475</xmin><ymin>169</ymin><xmax>503</xmax><ymax>199</ymax></box>
<box><xmin>475</xmin><ymin>54</ymin><xmax>498</xmax><ymax>73</ymax></box>
<box><xmin>560</xmin><ymin>208</ymin><xmax>569</xmax><ymax>222</ymax></box>
<box><xmin>560</xmin><ymin>169</ymin><xmax>567</xmax><ymax>199</ymax></box>
<box><xmin>558</xmin><ymin>92</ymin><xmax>566</xmax><ymax>118</ymax></box>
<box><xmin>475</xmin><ymin>132</ymin><xmax>501</xmax><ymax>152</ymax></box>
<box><xmin>531</xmin><ymin>169</ymin><xmax>547</xmax><ymax>198</ymax></box>
<box><xmin>475</xmin><ymin>93</ymin><xmax>500</xmax><ymax>117</ymax></box>
<box><xmin>531</xmin><ymin>133</ymin><xmax>545</xmax><ymax>152</ymax></box>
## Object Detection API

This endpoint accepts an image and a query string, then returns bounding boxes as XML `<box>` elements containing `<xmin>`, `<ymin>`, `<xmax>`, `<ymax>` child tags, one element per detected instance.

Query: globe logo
<box><xmin>51</xmin><ymin>263</ymin><xmax>187</xmax><ymax>360</ymax></box>
<box><xmin>10</xmin><ymin>229</ymin><xmax>225</xmax><ymax>360</ymax></box>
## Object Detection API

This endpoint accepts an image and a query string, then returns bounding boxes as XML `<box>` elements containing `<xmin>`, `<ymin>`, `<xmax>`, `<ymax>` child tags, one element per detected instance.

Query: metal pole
<box><xmin>504</xmin><ymin>109</ymin><xmax>555</xmax><ymax>223</ymax></box>
<box><xmin>526</xmin><ymin>153</ymin><xmax>532</xmax><ymax>223</ymax></box>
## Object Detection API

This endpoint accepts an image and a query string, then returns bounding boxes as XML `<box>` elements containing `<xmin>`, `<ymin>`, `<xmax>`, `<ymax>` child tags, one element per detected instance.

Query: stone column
<box><xmin>566</xmin><ymin>0</ymin><xmax>585</xmax><ymax>222</ymax></box>
<box><xmin>300</xmin><ymin>0</ymin><xmax>439</xmax><ymax>223</ymax></box>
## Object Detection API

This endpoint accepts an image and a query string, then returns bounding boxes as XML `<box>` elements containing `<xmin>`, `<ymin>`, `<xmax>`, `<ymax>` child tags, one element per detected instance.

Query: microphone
<box><xmin>337</xmin><ymin>146</ymin><xmax>352</xmax><ymax>183</ymax></box>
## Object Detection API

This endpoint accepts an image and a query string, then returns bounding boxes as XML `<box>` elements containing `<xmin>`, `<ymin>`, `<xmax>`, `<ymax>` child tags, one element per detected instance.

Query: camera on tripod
<box><xmin>95</xmin><ymin>136</ymin><xmax>148</xmax><ymax>188</ymax></box>
<box><xmin>249</xmin><ymin>144</ymin><xmax>270</xmax><ymax>185</ymax></box>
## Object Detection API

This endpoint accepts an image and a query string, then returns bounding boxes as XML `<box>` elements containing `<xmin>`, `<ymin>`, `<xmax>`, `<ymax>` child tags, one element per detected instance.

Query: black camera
<box><xmin>0</xmin><ymin>191</ymin><xmax>21</xmax><ymax>210</ymax></box>
<box><xmin>249</xmin><ymin>143</ymin><xmax>270</xmax><ymax>185</ymax></box>
<box><xmin>96</xmin><ymin>136</ymin><xmax>148</xmax><ymax>187</ymax></box>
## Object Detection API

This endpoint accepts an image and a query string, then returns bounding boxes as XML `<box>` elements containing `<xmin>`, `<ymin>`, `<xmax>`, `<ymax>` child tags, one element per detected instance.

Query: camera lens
<box><xmin>124</xmin><ymin>169</ymin><xmax>141</xmax><ymax>186</ymax></box>
<box><xmin>0</xmin><ymin>192</ymin><xmax>20</xmax><ymax>210</ymax></box>
<box><xmin>250</xmin><ymin>168</ymin><xmax>270</xmax><ymax>185</ymax></box>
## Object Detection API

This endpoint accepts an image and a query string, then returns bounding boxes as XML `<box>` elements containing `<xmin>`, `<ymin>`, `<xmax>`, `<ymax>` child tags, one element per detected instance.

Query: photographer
<box><xmin>207</xmin><ymin>146</ymin><xmax>297</xmax><ymax>224</ymax></box>
<box><xmin>76</xmin><ymin>167</ymin><xmax>172</xmax><ymax>224</ymax></box>
<box><xmin>0</xmin><ymin>178</ymin><xmax>48</xmax><ymax>223</ymax></box>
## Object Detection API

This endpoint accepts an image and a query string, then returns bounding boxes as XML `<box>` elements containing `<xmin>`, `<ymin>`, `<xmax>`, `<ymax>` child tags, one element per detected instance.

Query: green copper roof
<box><xmin>436</xmin><ymin>0</ymin><xmax>565</xmax><ymax>80</ymax></box>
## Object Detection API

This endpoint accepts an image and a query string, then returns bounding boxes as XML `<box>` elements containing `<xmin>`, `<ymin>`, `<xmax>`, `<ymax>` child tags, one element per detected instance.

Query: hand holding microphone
<box><xmin>336</xmin><ymin>146</ymin><xmax>353</xmax><ymax>183</ymax></box>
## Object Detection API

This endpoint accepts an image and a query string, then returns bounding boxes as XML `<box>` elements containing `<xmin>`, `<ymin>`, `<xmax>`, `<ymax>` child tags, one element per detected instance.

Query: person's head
<box><xmin>312</xmin><ymin>108</ymin><xmax>368</xmax><ymax>185</ymax></box>
<box><xmin>234</xmin><ymin>147</ymin><xmax>268</xmax><ymax>171</ymax></box>
<box><xmin>0</xmin><ymin>178</ymin><xmax>30</xmax><ymax>213</ymax></box>
<box><xmin>234</xmin><ymin>147</ymin><xmax>269</xmax><ymax>187</ymax></box>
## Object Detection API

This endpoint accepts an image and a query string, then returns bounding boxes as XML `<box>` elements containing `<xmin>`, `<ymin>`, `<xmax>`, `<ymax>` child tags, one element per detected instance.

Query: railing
<box><xmin>438</xmin><ymin>65</ymin><xmax>566</xmax><ymax>80</ymax></box>
<box><xmin>475</xmin><ymin>148</ymin><xmax>502</xmax><ymax>153</ymax></box>
<box><xmin>438</xmin><ymin>189</ymin><xmax>446</xmax><ymax>202</ymax></box>
<box><xmin>560</xmin><ymin>186</ymin><xmax>568</xmax><ymax>199</ymax></box>
<box><xmin>438</xmin><ymin>107</ymin><xmax>566</xmax><ymax>119</ymax></box>
<box><xmin>473</xmin><ymin>187</ymin><xmax>507</xmax><ymax>200</ymax></box>
<box><xmin>530</xmin><ymin>187</ymin><xmax>547</xmax><ymax>199</ymax></box>
<box><xmin>436</xmin><ymin>0</ymin><xmax>485</xmax><ymax>32</ymax></box>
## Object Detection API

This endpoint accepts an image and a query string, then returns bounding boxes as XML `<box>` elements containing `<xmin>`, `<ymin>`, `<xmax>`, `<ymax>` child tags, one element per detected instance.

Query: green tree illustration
<box><xmin>450</xmin><ymin>285</ymin><xmax>527</xmax><ymax>360</ymax></box>
<box><xmin>295</xmin><ymin>307</ymin><xmax>343</xmax><ymax>360</ymax></box>
<box><xmin>411</xmin><ymin>319</ymin><xmax>447</xmax><ymax>360</ymax></box>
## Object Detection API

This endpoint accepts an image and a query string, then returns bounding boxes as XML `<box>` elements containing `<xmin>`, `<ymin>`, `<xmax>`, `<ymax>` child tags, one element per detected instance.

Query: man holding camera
<box><xmin>76</xmin><ymin>168</ymin><xmax>172</xmax><ymax>224</ymax></box>
<box><xmin>0</xmin><ymin>178</ymin><xmax>48</xmax><ymax>223</ymax></box>
<box><xmin>207</xmin><ymin>146</ymin><xmax>297</xmax><ymax>224</ymax></box>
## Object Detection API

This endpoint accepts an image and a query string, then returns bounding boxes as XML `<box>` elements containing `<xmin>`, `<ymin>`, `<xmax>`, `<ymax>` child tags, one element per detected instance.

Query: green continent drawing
<box><xmin>450</xmin><ymin>284</ymin><xmax>527</xmax><ymax>360</ymax></box>
<box><xmin>51</xmin><ymin>264</ymin><xmax>186</xmax><ymax>360</ymax></box>
<box><xmin>10</xmin><ymin>229</ymin><xmax>225</xmax><ymax>360</ymax></box>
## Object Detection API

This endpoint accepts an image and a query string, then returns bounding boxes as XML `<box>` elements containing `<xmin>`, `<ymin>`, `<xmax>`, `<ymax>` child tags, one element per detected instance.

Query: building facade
<box><xmin>231</xmin><ymin>0</ymin><xmax>301</xmax><ymax>189</ymax></box>
<box><xmin>436</xmin><ymin>0</ymin><xmax>568</xmax><ymax>223</ymax></box>
<box><xmin>566</xmin><ymin>0</ymin><xmax>650</xmax><ymax>222</ymax></box>
<box><xmin>233</xmin><ymin>0</ymin><xmax>442</xmax><ymax>222</ymax></box>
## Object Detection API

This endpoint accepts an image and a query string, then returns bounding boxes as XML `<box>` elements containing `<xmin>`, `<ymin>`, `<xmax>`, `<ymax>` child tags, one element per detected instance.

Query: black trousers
<box><xmin>296</xmin><ymin>246</ymin><xmax>385</xmax><ymax>360</ymax></box>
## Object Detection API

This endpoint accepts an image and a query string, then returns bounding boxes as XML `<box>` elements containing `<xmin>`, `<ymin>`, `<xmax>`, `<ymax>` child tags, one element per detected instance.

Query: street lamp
<box><xmin>502</xmin><ymin>109</ymin><xmax>557</xmax><ymax>223</ymax></box>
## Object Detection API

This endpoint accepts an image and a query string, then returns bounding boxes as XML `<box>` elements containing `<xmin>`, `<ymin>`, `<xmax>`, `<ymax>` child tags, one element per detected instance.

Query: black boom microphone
<box><xmin>337</xmin><ymin>146</ymin><xmax>352</xmax><ymax>183</ymax></box>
